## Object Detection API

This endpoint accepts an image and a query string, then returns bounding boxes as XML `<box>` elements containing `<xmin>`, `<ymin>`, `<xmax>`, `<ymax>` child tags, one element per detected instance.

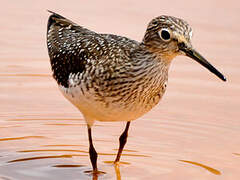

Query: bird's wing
<box><xmin>47</xmin><ymin>11</ymin><xmax>139</xmax><ymax>88</ymax></box>
<box><xmin>47</xmin><ymin>11</ymin><xmax>109</xmax><ymax>88</ymax></box>
<box><xmin>99</xmin><ymin>34</ymin><xmax>139</xmax><ymax>52</ymax></box>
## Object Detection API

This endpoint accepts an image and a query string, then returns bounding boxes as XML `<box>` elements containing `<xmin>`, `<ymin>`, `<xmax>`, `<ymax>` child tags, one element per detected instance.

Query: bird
<box><xmin>46</xmin><ymin>10</ymin><xmax>226</xmax><ymax>174</ymax></box>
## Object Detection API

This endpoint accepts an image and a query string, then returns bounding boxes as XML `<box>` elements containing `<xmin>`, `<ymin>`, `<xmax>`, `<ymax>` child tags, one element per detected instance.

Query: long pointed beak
<box><xmin>179</xmin><ymin>46</ymin><xmax>226</xmax><ymax>81</ymax></box>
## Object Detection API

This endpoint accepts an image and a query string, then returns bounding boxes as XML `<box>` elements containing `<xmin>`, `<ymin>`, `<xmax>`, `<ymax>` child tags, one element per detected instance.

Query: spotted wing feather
<box><xmin>47</xmin><ymin>11</ymin><xmax>139</xmax><ymax>88</ymax></box>
<box><xmin>47</xmin><ymin>12</ymin><xmax>105</xmax><ymax>88</ymax></box>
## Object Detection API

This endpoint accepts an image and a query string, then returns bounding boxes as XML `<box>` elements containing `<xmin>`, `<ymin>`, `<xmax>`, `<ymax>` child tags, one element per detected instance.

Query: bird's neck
<box><xmin>131</xmin><ymin>44</ymin><xmax>171</xmax><ymax>91</ymax></box>
<box><xmin>124</xmin><ymin>45</ymin><xmax>171</xmax><ymax>110</ymax></box>
<box><xmin>132</xmin><ymin>44</ymin><xmax>172</xmax><ymax>77</ymax></box>
<box><xmin>141</xmin><ymin>42</ymin><xmax>178</xmax><ymax>66</ymax></box>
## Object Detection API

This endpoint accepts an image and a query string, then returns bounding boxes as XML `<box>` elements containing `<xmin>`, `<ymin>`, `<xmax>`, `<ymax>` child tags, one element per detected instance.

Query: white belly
<box><xmin>59</xmin><ymin>84</ymin><xmax>161</xmax><ymax>126</ymax></box>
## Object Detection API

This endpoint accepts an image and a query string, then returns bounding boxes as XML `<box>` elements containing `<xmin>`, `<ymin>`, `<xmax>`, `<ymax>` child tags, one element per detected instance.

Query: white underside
<box><xmin>59</xmin><ymin>85</ymin><xmax>155</xmax><ymax>126</ymax></box>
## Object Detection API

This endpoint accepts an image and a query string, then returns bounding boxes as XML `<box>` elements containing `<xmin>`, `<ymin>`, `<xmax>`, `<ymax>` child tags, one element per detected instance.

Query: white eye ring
<box><xmin>159</xmin><ymin>28</ymin><xmax>171</xmax><ymax>42</ymax></box>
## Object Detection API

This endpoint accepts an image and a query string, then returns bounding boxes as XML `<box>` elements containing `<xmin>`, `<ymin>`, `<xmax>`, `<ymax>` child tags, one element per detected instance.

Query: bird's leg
<box><xmin>87</xmin><ymin>125</ymin><xmax>98</xmax><ymax>172</ymax></box>
<box><xmin>114</xmin><ymin>121</ymin><xmax>131</xmax><ymax>163</ymax></box>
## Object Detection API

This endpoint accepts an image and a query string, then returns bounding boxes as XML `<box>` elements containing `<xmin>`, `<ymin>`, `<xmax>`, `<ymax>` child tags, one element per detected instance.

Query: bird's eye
<box><xmin>159</xmin><ymin>29</ymin><xmax>171</xmax><ymax>42</ymax></box>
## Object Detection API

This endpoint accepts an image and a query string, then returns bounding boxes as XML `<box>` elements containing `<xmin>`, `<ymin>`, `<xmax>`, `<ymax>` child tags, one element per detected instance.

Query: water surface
<box><xmin>0</xmin><ymin>0</ymin><xmax>240</xmax><ymax>179</ymax></box>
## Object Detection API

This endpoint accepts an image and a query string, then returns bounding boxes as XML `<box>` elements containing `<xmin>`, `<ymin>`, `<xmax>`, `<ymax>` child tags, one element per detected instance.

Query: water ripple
<box><xmin>0</xmin><ymin>136</ymin><xmax>47</xmax><ymax>142</ymax></box>
<box><xmin>179</xmin><ymin>160</ymin><xmax>221</xmax><ymax>175</ymax></box>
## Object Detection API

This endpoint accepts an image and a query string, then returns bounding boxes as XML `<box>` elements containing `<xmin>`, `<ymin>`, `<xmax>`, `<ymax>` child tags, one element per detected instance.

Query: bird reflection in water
<box><xmin>114</xmin><ymin>164</ymin><xmax>121</xmax><ymax>180</ymax></box>
<box><xmin>89</xmin><ymin>163</ymin><xmax>122</xmax><ymax>180</ymax></box>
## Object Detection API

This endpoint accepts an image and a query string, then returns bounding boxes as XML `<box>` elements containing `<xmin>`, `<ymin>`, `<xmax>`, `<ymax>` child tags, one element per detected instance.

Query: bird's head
<box><xmin>142</xmin><ymin>15</ymin><xmax>226</xmax><ymax>81</ymax></box>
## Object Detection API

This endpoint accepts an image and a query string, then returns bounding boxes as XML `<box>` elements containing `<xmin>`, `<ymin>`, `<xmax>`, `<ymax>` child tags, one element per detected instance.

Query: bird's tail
<box><xmin>47</xmin><ymin>10</ymin><xmax>78</xmax><ymax>32</ymax></box>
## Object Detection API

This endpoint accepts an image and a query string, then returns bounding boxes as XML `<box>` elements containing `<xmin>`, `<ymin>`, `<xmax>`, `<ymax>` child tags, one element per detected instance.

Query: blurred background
<box><xmin>0</xmin><ymin>0</ymin><xmax>239</xmax><ymax>179</ymax></box>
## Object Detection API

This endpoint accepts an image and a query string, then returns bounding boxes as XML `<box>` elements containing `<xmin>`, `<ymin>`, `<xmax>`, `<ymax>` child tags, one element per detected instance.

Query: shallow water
<box><xmin>0</xmin><ymin>0</ymin><xmax>240</xmax><ymax>179</ymax></box>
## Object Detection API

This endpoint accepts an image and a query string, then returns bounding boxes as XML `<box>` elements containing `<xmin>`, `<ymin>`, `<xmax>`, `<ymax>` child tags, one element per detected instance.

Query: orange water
<box><xmin>0</xmin><ymin>1</ymin><xmax>240</xmax><ymax>179</ymax></box>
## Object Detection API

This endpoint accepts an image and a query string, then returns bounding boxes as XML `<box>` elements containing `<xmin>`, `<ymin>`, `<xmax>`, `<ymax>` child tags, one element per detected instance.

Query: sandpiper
<box><xmin>46</xmin><ymin>11</ymin><xmax>226</xmax><ymax>173</ymax></box>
